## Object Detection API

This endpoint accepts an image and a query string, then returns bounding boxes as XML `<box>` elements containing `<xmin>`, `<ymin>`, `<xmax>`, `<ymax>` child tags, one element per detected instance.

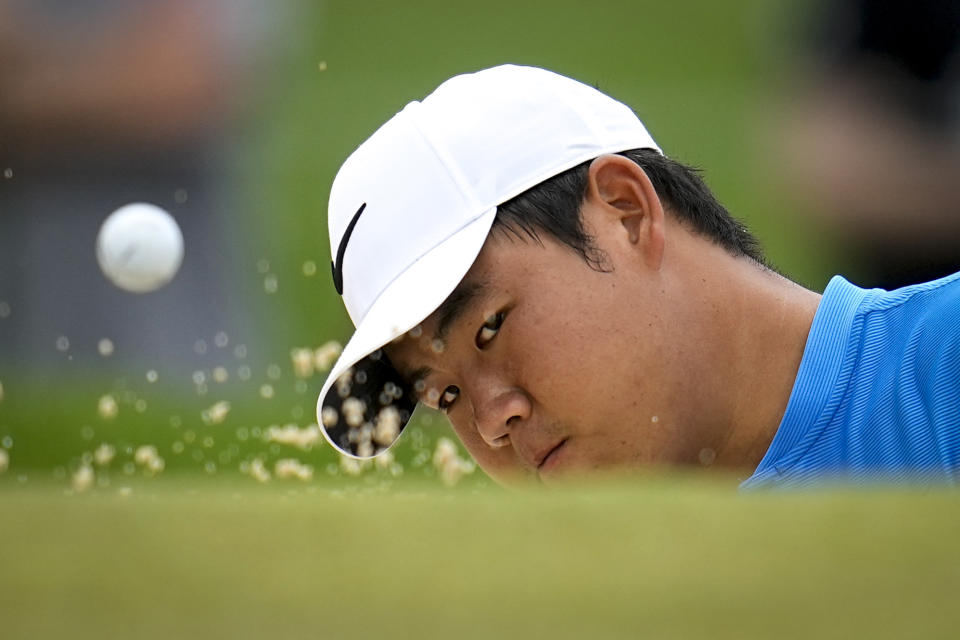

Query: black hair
<box><xmin>492</xmin><ymin>148</ymin><xmax>767</xmax><ymax>270</ymax></box>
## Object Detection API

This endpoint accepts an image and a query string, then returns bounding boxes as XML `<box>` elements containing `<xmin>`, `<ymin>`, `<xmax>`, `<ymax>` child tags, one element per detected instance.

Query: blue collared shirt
<box><xmin>742</xmin><ymin>271</ymin><xmax>960</xmax><ymax>489</ymax></box>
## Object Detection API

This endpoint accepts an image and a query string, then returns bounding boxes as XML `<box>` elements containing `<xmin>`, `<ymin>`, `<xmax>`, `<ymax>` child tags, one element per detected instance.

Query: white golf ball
<box><xmin>96</xmin><ymin>203</ymin><xmax>184</xmax><ymax>293</ymax></box>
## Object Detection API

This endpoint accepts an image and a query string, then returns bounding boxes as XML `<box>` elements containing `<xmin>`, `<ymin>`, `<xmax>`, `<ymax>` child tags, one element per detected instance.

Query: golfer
<box><xmin>316</xmin><ymin>65</ymin><xmax>960</xmax><ymax>488</ymax></box>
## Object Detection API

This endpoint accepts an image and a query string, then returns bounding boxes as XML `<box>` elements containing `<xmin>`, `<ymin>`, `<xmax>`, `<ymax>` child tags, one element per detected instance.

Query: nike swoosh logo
<box><xmin>331</xmin><ymin>202</ymin><xmax>366</xmax><ymax>296</ymax></box>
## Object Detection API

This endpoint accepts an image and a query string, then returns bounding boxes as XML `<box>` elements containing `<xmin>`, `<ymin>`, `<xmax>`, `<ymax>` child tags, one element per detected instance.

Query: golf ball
<box><xmin>96</xmin><ymin>203</ymin><xmax>184</xmax><ymax>293</ymax></box>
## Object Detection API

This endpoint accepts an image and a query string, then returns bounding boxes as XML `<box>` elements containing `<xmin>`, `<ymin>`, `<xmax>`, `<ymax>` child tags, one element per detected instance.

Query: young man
<box><xmin>316</xmin><ymin>65</ymin><xmax>960</xmax><ymax>488</ymax></box>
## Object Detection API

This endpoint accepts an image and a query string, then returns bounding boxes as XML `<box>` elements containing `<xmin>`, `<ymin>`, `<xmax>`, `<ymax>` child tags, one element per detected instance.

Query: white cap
<box><xmin>317</xmin><ymin>64</ymin><xmax>661</xmax><ymax>458</ymax></box>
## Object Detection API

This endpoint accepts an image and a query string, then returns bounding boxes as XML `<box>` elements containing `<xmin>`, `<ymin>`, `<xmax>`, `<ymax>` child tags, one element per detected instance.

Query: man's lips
<box><xmin>536</xmin><ymin>438</ymin><xmax>567</xmax><ymax>472</ymax></box>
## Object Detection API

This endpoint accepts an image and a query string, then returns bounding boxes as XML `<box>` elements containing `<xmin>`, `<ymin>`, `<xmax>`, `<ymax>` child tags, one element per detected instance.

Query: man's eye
<box><xmin>439</xmin><ymin>385</ymin><xmax>459</xmax><ymax>413</ymax></box>
<box><xmin>475</xmin><ymin>312</ymin><xmax>505</xmax><ymax>348</ymax></box>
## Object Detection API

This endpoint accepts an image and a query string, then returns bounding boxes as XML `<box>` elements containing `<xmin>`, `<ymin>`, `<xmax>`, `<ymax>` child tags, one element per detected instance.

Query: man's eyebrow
<box><xmin>433</xmin><ymin>278</ymin><xmax>488</xmax><ymax>343</ymax></box>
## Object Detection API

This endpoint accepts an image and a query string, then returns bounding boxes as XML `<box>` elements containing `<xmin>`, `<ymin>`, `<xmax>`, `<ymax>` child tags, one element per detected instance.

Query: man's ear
<box><xmin>583</xmin><ymin>154</ymin><xmax>665</xmax><ymax>270</ymax></box>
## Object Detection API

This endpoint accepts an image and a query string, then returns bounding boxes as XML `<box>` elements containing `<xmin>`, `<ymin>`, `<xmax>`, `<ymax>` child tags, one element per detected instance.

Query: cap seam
<box><xmin>552</xmin><ymin>76</ymin><xmax>613</xmax><ymax>145</ymax></box>
<box><xmin>405</xmin><ymin>101</ymin><xmax>485</xmax><ymax>211</ymax></box>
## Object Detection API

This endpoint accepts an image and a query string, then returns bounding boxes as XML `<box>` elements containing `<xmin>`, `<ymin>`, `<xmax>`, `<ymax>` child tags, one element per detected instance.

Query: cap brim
<box><xmin>317</xmin><ymin>206</ymin><xmax>498</xmax><ymax>458</ymax></box>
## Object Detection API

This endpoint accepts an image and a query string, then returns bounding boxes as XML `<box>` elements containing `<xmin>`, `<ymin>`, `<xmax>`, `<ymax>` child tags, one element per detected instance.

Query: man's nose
<box><xmin>472</xmin><ymin>384</ymin><xmax>532</xmax><ymax>448</ymax></box>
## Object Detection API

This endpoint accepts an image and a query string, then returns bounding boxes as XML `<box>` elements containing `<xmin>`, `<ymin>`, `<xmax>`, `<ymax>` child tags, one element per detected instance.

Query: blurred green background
<box><xmin>5</xmin><ymin>2</ymin><xmax>957</xmax><ymax>638</ymax></box>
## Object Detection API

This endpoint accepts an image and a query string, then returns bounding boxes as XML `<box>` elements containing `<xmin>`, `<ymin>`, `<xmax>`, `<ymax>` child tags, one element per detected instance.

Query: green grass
<box><xmin>2</xmin><ymin>476</ymin><xmax>959</xmax><ymax>639</ymax></box>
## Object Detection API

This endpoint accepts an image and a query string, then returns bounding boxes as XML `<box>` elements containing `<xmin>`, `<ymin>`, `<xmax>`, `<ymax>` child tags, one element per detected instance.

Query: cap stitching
<box><xmin>405</xmin><ymin>101</ymin><xmax>485</xmax><ymax>211</ymax></box>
